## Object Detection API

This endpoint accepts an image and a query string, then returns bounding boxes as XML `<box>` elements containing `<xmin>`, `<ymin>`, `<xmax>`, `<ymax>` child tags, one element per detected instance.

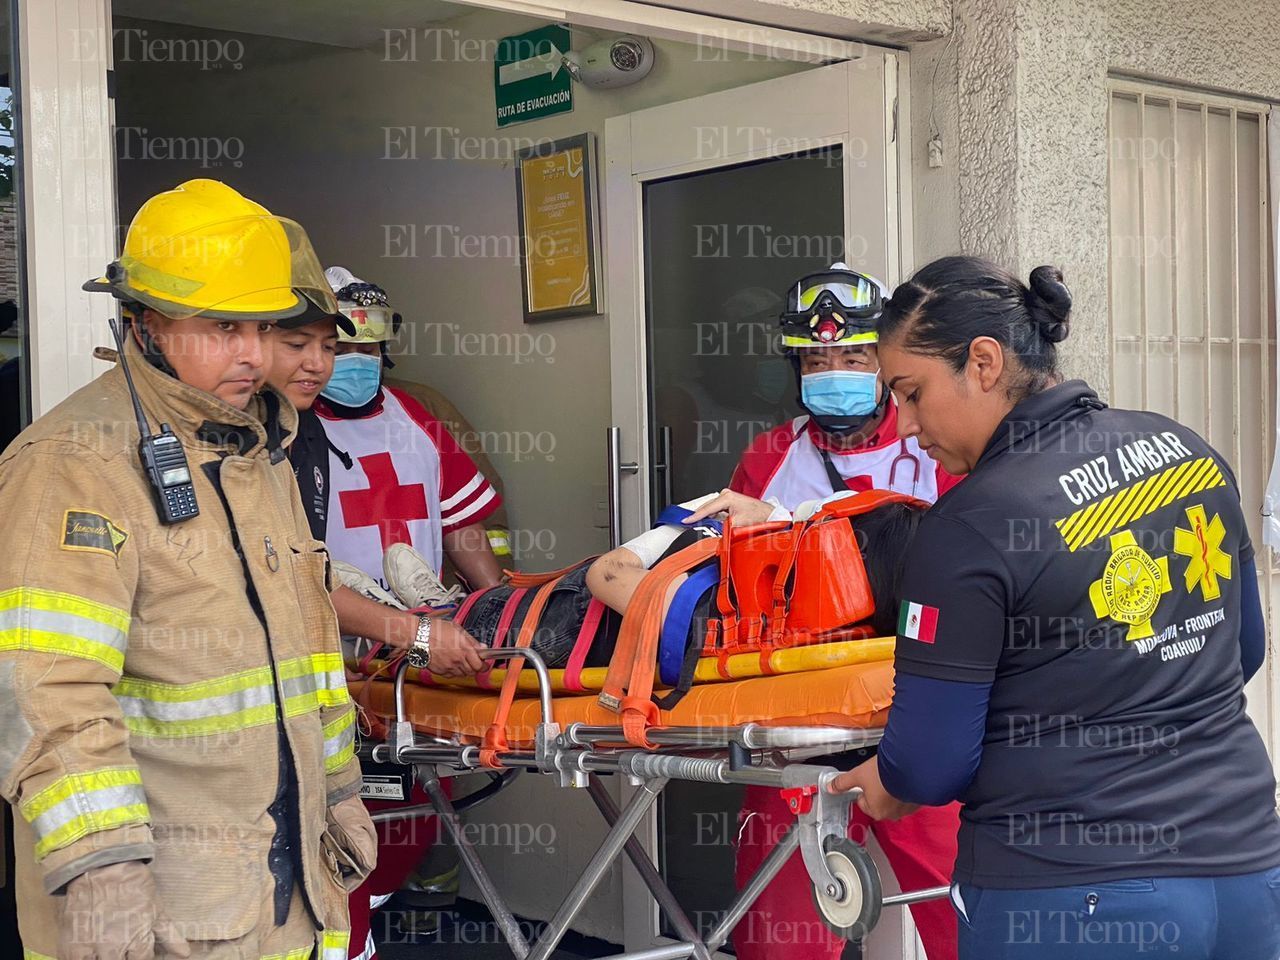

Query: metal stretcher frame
<box><xmin>366</xmin><ymin>649</ymin><xmax>950</xmax><ymax>960</ymax></box>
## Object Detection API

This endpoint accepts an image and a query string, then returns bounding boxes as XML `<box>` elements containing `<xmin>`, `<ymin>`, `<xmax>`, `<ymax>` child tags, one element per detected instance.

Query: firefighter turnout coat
<box><xmin>0</xmin><ymin>335</ymin><xmax>360</xmax><ymax>957</ymax></box>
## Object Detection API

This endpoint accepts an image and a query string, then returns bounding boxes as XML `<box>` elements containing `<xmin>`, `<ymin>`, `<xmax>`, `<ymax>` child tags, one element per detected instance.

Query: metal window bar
<box><xmin>1108</xmin><ymin>79</ymin><xmax>1276</xmax><ymax>758</ymax></box>
<box><xmin>1170</xmin><ymin>97</ymin><xmax>1181</xmax><ymax>423</ymax></box>
<box><xmin>1260</xmin><ymin>106</ymin><xmax>1275</xmax><ymax>750</ymax></box>
<box><xmin>1139</xmin><ymin>91</ymin><xmax>1149</xmax><ymax>406</ymax></box>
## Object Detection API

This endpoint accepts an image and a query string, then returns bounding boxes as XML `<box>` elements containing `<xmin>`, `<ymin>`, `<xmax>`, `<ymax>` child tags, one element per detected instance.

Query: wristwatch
<box><xmin>406</xmin><ymin>615</ymin><xmax>432</xmax><ymax>669</ymax></box>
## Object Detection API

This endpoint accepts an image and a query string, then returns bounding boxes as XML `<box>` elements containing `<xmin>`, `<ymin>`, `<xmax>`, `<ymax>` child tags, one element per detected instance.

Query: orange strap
<box><xmin>479</xmin><ymin>575</ymin><xmax>563</xmax><ymax>768</ymax></box>
<box><xmin>619</xmin><ymin>696</ymin><xmax>661</xmax><ymax>750</ymax></box>
<box><xmin>714</xmin><ymin>515</ymin><xmax>739</xmax><ymax>648</ymax></box>
<box><xmin>769</xmin><ymin>515</ymin><xmax>815</xmax><ymax>646</ymax></box>
<box><xmin>598</xmin><ymin>538</ymin><xmax>720</xmax><ymax>714</ymax></box>
<box><xmin>619</xmin><ymin>542</ymin><xmax>716</xmax><ymax>744</ymax></box>
<box><xmin>504</xmin><ymin>557</ymin><xmax>597</xmax><ymax>589</ymax></box>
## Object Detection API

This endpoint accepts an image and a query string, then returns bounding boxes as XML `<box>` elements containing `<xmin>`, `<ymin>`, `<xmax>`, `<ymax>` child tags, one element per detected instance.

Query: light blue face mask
<box><xmin>800</xmin><ymin>369</ymin><xmax>880</xmax><ymax>418</ymax></box>
<box><xmin>321</xmin><ymin>352</ymin><xmax>382</xmax><ymax>408</ymax></box>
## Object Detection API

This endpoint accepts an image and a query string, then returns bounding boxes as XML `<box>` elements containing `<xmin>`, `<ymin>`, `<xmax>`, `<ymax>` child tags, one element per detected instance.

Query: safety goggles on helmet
<box><xmin>326</xmin><ymin>266</ymin><xmax>402</xmax><ymax>343</ymax></box>
<box><xmin>84</xmin><ymin>181</ymin><xmax>337</xmax><ymax>322</ymax></box>
<box><xmin>337</xmin><ymin>305</ymin><xmax>398</xmax><ymax>343</ymax></box>
<box><xmin>779</xmin><ymin>265</ymin><xmax>885</xmax><ymax>349</ymax></box>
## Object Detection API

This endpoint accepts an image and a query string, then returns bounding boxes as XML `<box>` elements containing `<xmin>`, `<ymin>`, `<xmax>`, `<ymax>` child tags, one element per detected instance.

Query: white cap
<box><xmin>324</xmin><ymin>265</ymin><xmax>363</xmax><ymax>296</ymax></box>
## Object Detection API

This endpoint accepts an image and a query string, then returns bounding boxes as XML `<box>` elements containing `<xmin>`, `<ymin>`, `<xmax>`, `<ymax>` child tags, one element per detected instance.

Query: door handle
<box><xmin>652</xmin><ymin>425</ymin><xmax>674</xmax><ymax>511</ymax></box>
<box><xmin>607</xmin><ymin>426</ymin><xmax>640</xmax><ymax>549</ymax></box>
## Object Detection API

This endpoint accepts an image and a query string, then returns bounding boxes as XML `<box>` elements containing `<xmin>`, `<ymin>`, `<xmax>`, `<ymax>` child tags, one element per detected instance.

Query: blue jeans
<box><xmin>954</xmin><ymin>867</ymin><xmax>1280</xmax><ymax>959</ymax></box>
<box><xmin>460</xmin><ymin>564</ymin><xmax>595</xmax><ymax>668</ymax></box>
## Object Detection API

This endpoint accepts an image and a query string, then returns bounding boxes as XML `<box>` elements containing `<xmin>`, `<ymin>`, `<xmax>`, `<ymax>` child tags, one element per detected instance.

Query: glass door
<box><xmin>603</xmin><ymin>53</ymin><xmax>907</xmax><ymax>954</ymax></box>
<box><xmin>644</xmin><ymin>146</ymin><xmax>846</xmax><ymax>513</ymax></box>
<box><xmin>643</xmin><ymin>152</ymin><xmax>844</xmax><ymax>943</ymax></box>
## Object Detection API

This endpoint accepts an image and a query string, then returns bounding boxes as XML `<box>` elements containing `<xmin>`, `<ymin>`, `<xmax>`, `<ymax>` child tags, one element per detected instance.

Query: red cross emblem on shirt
<box><xmin>338</xmin><ymin>452</ymin><xmax>429</xmax><ymax>550</ymax></box>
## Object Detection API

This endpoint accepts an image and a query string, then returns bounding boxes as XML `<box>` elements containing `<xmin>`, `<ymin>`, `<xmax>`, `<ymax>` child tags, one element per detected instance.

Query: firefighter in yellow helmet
<box><xmin>0</xmin><ymin>179</ymin><xmax>375</xmax><ymax>959</ymax></box>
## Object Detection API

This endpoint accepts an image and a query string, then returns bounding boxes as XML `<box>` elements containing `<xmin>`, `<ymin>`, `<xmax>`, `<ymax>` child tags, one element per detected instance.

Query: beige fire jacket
<box><xmin>0</xmin><ymin>336</ymin><xmax>360</xmax><ymax>957</ymax></box>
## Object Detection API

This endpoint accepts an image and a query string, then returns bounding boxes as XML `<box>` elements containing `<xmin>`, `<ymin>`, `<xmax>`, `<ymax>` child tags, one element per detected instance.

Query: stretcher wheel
<box><xmin>809</xmin><ymin>837</ymin><xmax>882</xmax><ymax>942</ymax></box>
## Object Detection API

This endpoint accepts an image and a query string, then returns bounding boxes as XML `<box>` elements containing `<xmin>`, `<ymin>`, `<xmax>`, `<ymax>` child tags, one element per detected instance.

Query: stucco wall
<box><xmin>654</xmin><ymin>0</ymin><xmax>950</xmax><ymax>40</ymax></box>
<box><xmin>1107</xmin><ymin>0</ymin><xmax>1280</xmax><ymax>102</ymax></box>
<box><xmin>943</xmin><ymin>0</ymin><xmax>1280</xmax><ymax>399</ymax></box>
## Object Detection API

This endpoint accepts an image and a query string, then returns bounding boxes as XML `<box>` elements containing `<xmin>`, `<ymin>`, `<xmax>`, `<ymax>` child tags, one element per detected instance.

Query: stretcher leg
<box><xmin>418</xmin><ymin>769</ymin><xmax>532</xmax><ymax>959</ymax></box>
<box><xmin>526</xmin><ymin>778</ymin><xmax>667</xmax><ymax>960</ymax></box>
<box><xmin>584</xmin><ymin>775</ymin><xmax>713</xmax><ymax>960</ymax></box>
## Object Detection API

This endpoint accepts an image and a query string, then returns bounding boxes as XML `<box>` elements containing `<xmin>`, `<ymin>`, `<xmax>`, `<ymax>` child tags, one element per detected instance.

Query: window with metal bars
<box><xmin>1108</xmin><ymin>78</ymin><xmax>1276</xmax><ymax>761</ymax></box>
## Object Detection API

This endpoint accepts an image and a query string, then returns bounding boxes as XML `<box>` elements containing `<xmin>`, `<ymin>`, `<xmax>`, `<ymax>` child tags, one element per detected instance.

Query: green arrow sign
<box><xmin>495</xmin><ymin>25</ymin><xmax>573</xmax><ymax>128</ymax></box>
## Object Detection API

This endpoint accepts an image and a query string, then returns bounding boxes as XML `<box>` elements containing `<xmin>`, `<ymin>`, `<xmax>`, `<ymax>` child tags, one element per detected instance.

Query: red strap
<box><xmin>716</xmin><ymin>648</ymin><xmax>734</xmax><ymax>680</ymax></box>
<box><xmin>357</xmin><ymin>641</ymin><xmax>386</xmax><ymax>676</ymax></box>
<box><xmin>453</xmin><ymin>583</ymin><xmax>493</xmax><ymax>627</ymax></box>
<box><xmin>479</xmin><ymin>577</ymin><xmax>562</xmax><ymax>769</ymax></box>
<box><xmin>476</xmin><ymin>587</ymin><xmax>528</xmax><ymax>691</ymax></box>
<box><xmin>563</xmin><ymin>598</ymin><xmax>605</xmax><ymax>693</ymax></box>
<box><xmin>715</xmin><ymin>516</ymin><xmax>739</xmax><ymax>647</ymax></box>
<box><xmin>769</xmin><ymin>522</ymin><xmax>805</xmax><ymax>646</ymax></box>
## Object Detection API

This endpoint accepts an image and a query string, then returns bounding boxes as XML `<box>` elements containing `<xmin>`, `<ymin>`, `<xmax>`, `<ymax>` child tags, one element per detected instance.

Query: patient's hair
<box><xmin>852</xmin><ymin>503</ymin><xmax>927</xmax><ymax>636</ymax></box>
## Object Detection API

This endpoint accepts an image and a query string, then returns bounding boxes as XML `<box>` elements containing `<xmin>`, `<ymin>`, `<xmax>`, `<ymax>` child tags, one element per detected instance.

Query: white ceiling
<box><xmin>113</xmin><ymin>0</ymin><xmax>468</xmax><ymax>48</ymax></box>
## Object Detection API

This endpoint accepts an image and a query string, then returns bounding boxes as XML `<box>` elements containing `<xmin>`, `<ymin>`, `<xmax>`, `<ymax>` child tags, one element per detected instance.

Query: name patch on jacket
<box><xmin>62</xmin><ymin>509</ymin><xmax>129</xmax><ymax>558</ymax></box>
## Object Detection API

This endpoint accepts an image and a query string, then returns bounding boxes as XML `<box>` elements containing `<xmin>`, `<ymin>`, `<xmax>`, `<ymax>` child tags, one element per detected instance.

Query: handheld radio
<box><xmin>109</xmin><ymin>318</ymin><xmax>200</xmax><ymax>524</ymax></box>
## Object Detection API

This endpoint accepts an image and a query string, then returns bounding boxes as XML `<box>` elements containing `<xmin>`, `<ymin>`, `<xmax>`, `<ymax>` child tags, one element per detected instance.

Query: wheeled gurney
<box><xmin>353</xmin><ymin>646</ymin><xmax>951</xmax><ymax>960</ymax></box>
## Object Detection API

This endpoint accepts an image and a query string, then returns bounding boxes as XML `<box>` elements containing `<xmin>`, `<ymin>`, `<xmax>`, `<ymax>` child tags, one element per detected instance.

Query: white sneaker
<box><xmin>383</xmin><ymin>543</ymin><xmax>464</xmax><ymax>610</ymax></box>
<box><xmin>332</xmin><ymin>559</ymin><xmax>406</xmax><ymax>610</ymax></box>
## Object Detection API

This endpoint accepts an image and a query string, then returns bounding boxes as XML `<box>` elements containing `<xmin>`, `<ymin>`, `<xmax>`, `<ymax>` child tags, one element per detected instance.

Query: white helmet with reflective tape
<box><xmin>325</xmin><ymin>266</ymin><xmax>401</xmax><ymax>343</ymax></box>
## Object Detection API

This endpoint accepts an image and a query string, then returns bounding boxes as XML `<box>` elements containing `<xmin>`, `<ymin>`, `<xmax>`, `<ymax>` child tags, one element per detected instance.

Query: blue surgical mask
<box><xmin>321</xmin><ymin>352</ymin><xmax>382</xmax><ymax>408</ymax></box>
<box><xmin>800</xmin><ymin>370</ymin><xmax>880</xmax><ymax>418</ymax></box>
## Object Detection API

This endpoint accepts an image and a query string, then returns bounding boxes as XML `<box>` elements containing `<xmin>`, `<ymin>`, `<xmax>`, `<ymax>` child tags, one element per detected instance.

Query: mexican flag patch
<box><xmin>899</xmin><ymin>601</ymin><xmax>939</xmax><ymax>643</ymax></box>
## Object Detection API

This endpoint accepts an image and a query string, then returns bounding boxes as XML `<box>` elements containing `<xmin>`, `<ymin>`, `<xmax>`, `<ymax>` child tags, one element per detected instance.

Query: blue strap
<box><xmin>654</xmin><ymin>504</ymin><xmax>723</xmax><ymax>536</ymax></box>
<box><xmin>659</xmin><ymin>563</ymin><xmax>720</xmax><ymax>687</ymax></box>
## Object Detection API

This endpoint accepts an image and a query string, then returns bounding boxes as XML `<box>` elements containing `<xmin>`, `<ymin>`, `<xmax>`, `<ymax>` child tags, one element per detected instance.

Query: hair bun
<box><xmin>1027</xmin><ymin>265</ymin><xmax>1071</xmax><ymax>343</ymax></box>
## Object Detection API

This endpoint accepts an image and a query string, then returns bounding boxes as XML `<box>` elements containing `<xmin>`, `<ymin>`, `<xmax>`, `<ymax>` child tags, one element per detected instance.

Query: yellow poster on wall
<box><xmin>516</xmin><ymin>134</ymin><xmax>601</xmax><ymax>321</ymax></box>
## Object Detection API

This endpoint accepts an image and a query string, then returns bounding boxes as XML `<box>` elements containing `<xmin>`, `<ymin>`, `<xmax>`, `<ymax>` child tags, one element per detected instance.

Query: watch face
<box><xmin>406</xmin><ymin>646</ymin><xmax>429</xmax><ymax>668</ymax></box>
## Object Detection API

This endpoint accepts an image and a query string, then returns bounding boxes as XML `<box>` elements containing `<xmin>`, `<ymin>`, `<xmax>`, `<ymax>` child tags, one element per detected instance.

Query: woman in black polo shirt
<box><xmin>832</xmin><ymin>255</ymin><xmax>1280</xmax><ymax>960</ymax></box>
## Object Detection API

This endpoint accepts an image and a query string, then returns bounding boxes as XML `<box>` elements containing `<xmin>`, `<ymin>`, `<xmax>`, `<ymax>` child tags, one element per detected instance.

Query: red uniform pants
<box><xmin>732</xmin><ymin>785</ymin><xmax>960</xmax><ymax>960</ymax></box>
<box><xmin>347</xmin><ymin>782</ymin><xmax>447</xmax><ymax>960</ymax></box>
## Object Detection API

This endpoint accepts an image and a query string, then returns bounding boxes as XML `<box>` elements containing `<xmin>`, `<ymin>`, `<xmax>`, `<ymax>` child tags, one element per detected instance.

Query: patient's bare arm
<box><xmin>585</xmin><ymin>547</ymin><xmax>649</xmax><ymax>615</ymax></box>
<box><xmin>586</xmin><ymin>547</ymin><xmax>689</xmax><ymax>619</ymax></box>
<box><xmin>586</xmin><ymin>491</ymin><xmax>730</xmax><ymax>616</ymax></box>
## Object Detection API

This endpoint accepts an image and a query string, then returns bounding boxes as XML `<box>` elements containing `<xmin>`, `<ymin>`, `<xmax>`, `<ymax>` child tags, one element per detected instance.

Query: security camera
<box><xmin>565</xmin><ymin>36</ymin><xmax>655</xmax><ymax>89</ymax></box>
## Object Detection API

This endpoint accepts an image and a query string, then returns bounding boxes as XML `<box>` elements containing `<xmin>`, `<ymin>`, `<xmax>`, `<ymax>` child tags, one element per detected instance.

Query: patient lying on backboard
<box><xmin>449</xmin><ymin>488</ymin><xmax>924</xmax><ymax>690</ymax></box>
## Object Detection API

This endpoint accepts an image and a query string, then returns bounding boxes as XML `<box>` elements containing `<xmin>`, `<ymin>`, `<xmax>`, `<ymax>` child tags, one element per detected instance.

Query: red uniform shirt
<box><xmin>316</xmin><ymin>386</ymin><xmax>500</xmax><ymax>583</ymax></box>
<box><xmin>729</xmin><ymin>403</ymin><xmax>961</xmax><ymax>506</ymax></box>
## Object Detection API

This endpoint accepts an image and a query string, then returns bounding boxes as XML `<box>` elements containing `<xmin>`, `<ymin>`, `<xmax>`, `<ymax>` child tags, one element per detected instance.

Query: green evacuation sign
<box><xmin>494</xmin><ymin>25</ymin><xmax>573</xmax><ymax>128</ymax></box>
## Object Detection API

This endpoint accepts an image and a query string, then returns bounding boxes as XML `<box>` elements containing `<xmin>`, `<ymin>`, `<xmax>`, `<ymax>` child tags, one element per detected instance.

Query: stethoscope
<box><xmin>889</xmin><ymin>439</ymin><xmax>922</xmax><ymax>495</ymax></box>
<box><xmin>819</xmin><ymin>437</ymin><xmax>922</xmax><ymax>496</ymax></box>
